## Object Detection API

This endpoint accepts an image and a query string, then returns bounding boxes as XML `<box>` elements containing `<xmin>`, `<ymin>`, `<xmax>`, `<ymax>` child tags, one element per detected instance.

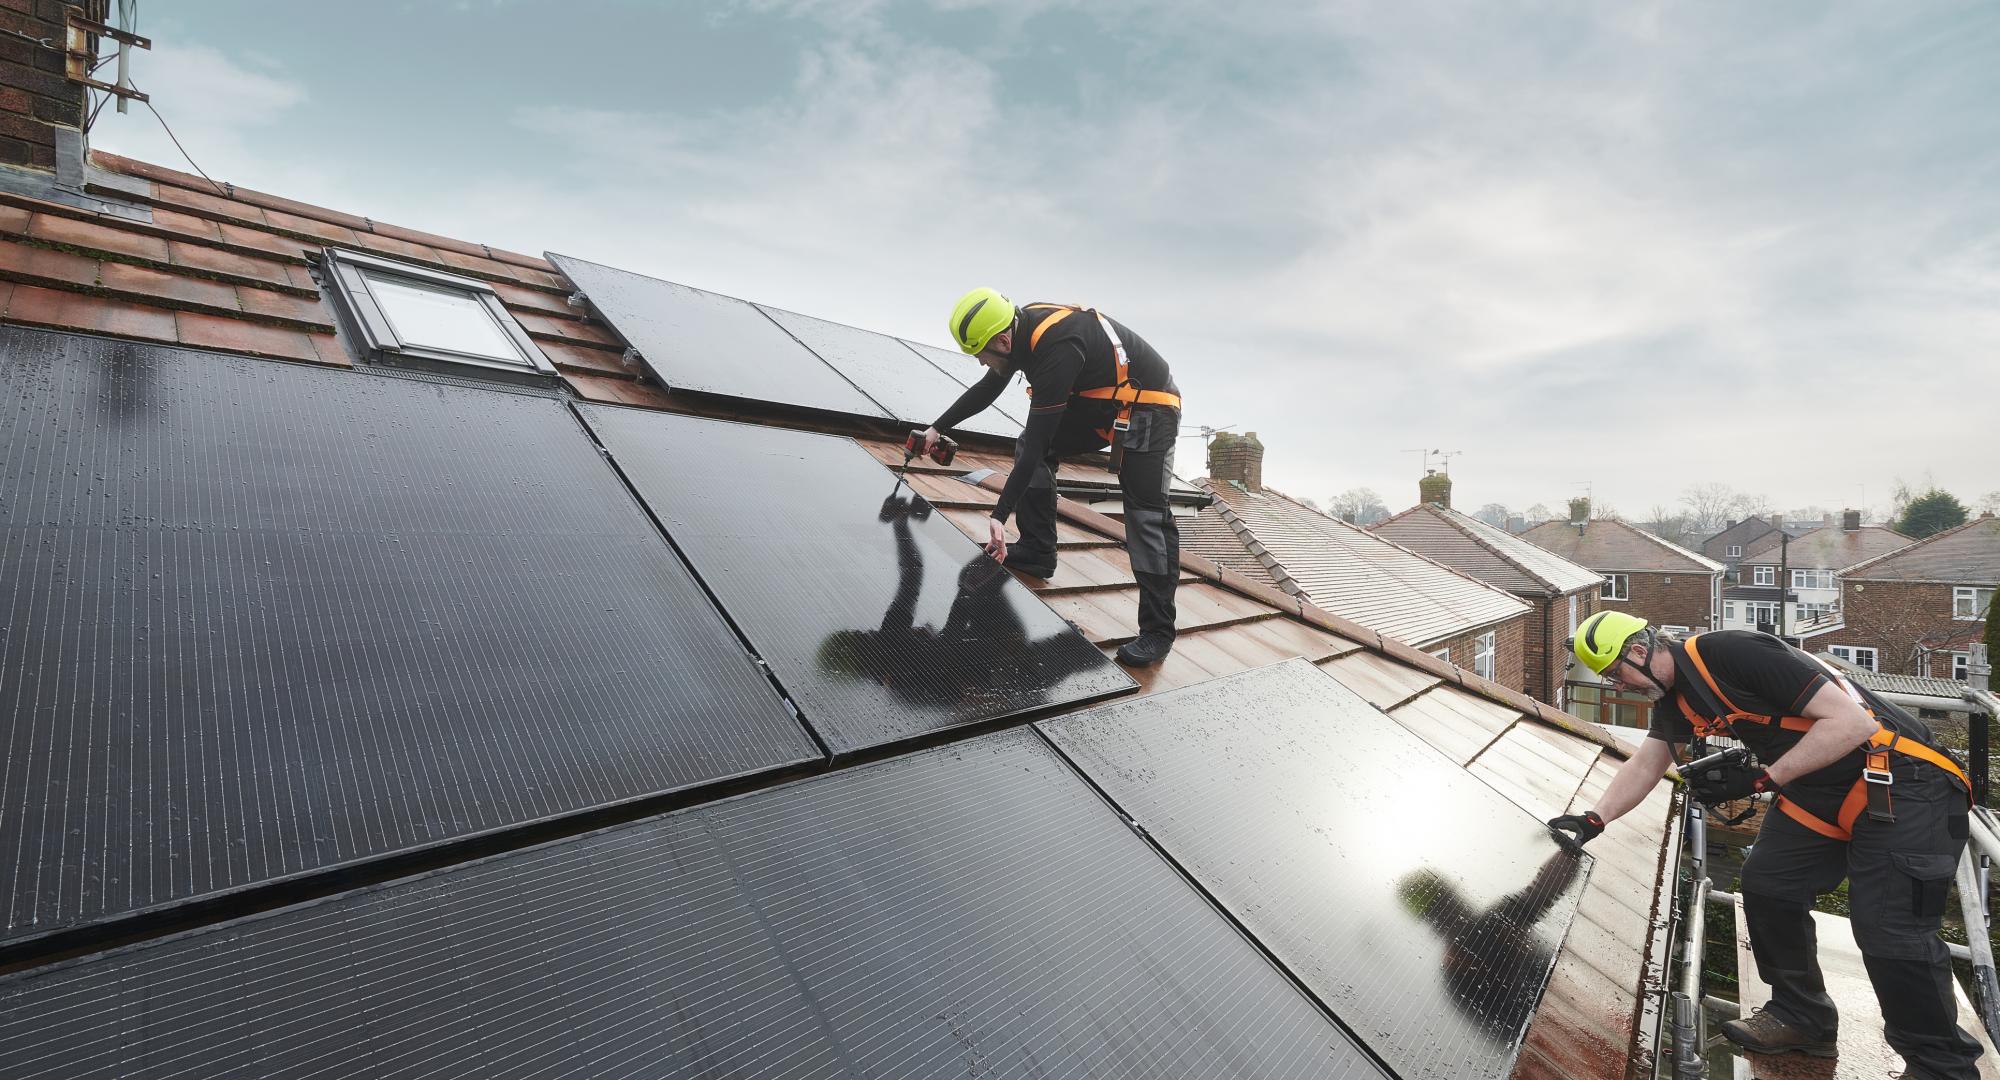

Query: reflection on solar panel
<box><xmin>577</xmin><ymin>403</ymin><xmax>1133</xmax><ymax>751</ymax></box>
<box><xmin>1040</xmin><ymin>659</ymin><xmax>1591</xmax><ymax>1080</ymax></box>
<box><xmin>548</xmin><ymin>253</ymin><xmax>888</xmax><ymax>418</ymax></box>
<box><xmin>756</xmin><ymin>303</ymin><xmax>1022</xmax><ymax>439</ymax></box>
<box><xmin>0</xmin><ymin>731</ymin><xmax>1390</xmax><ymax>1080</ymax></box>
<box><xmin>0</xmin><ymin>328</ymin><xmax>819</xmax><ymax>948</ymax></box>
<box><xmin>578</xmin><ymin>404</ymin><xmax>1134</xmax><ymax>754</ymax></box>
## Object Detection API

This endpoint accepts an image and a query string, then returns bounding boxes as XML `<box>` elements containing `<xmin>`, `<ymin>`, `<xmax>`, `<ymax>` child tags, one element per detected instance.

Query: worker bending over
<box><xmin>922</xmin><ymin>287</ymin><xmax>1182</xmax><ymax>667</ymax></box>
<box><xmin>1549</xmin><ymin>612</ymin><xmax>1979</xmax><ymax>1079</ymax></box>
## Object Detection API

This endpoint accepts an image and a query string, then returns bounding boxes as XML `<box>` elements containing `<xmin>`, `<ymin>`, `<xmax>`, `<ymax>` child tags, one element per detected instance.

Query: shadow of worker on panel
<box><xmin>814</xmin><ymin>494</ymin><xmax>1083</xmax><ymax>720</ymax></box>
<box><xmin>1397</xmin><ymin>849</ymin><xmax>1586</xmax><ymax>1046</ymax></box>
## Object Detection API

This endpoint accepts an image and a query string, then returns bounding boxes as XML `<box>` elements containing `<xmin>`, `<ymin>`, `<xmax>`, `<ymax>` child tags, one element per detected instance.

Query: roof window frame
<box><xmin>319</xmin><ymin>248</ymin><xmax>556</xmax><ymax>382</ymax></box>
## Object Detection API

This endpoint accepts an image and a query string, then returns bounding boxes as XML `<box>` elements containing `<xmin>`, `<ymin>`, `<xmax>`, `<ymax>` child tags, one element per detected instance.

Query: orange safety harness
<box><xmin>1023</xmin><ymin>304</ymin><xmax>1182</xmax><ymax>471</ymax></box>
<box><xmin>1678</xmin><ymin>634</ymin><xmax>1970</xmax><ymax>841</ymax></box>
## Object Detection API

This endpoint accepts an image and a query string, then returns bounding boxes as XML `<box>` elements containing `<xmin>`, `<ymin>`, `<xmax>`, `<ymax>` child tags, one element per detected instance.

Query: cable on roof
<box><xmin>128</xmin><ymin>81</ymin><xmax>229</xmax><ymax>198</ymax></box>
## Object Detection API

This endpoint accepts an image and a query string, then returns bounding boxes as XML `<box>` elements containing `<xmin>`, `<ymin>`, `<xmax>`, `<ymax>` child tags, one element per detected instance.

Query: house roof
<box><xmin>1701</xmin><ymin>516</ymin><xmax>1776</xmax><ymax>551</ymax></box>
<box><xmin>1838</xmin><ymin>515</ymin><xmax>2000</xmax><ymax>585</ymax></box>
<box><xmin>1200</xmin><ymin>482</ymin><xmax>1533</xmax><ymax>647</ymax></box>
<box><xmin>1817</xmin><ymin>653</ymin><xmax>1974</xmax><ymax>701</ymax></box>
<box><xmin>1373</xmin><ymin>503</ymin><xmax>1604</xmax><ymax>598</ymax></box>
<box><xmin>1740</xmin><ymin>524</ymin><xmax>1913</xmax><ymax>570</ymax></box>
<box><xmin>1179</xmin><ymin>506</ymin><xmax>1281</xmax><ymax>588</ymax></box>
<box><xmin>1521</xmin><ymin>518</ymin><xmax>1725</xmax><ymax>574</ymax></box>
<box><xmin>0</xmin><ymin>146</ymin><xmax>1677</xmax><ymax>1080</ymax></box>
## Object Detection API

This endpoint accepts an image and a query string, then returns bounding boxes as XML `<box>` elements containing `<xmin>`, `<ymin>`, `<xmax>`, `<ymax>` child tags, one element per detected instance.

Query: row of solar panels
<box><xmin>0</xmin><ymin>327</ymin><xmax>1589</xmax><ymax>1079</ymax></box>
<box><xmin>0</xmin><ymin>327</ymin><xmax>1131</xmax><ymax>956</ymax></box>
<box><xmin>0</xmin><ymin>658</ymin><xmax>1587</xmax><ymax>1080</ymax></box>
<box><xmin>550</xmin><ymin>253</ymin><xmax>1027</xmax><ymax>439</ymax></box>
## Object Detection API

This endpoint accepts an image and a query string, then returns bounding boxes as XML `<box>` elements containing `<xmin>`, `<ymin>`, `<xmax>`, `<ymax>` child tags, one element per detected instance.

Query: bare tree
<box><xmin>1645</xmin><ymin>506</ymin><xmax>1697</xmax><ymax>547</ymax></box>
<box><xmin>1523</xmin><ymin>503</ymin><xmax>1555</xmax><ymax>528</ymax></box>
<box><xmin>1329</xmin><ymin>487</ymin><xmax>1389</xmax><ymax>525</ymax></box>
<box><xmin>1473</xmin><ymin>502</ymin><xmax>1511</xmax><ymax>528</ymax></box>
<box><xmin>1979</xmin><ymin>490</ymin><xmax>2000</xmax><ymax>515</ymax></box>
<box><xmin>1294</xmin><ymin>496</ymin><xmax>1323</xmax><ymax>513</ymax></box>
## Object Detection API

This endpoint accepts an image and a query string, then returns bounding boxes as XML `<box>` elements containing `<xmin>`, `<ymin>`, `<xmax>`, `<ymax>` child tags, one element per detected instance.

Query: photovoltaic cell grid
<box><xmin>1040</xmin><ymin>659</ymin><xmax>1593</xmax><ymax>1080</ymax></box>
<box><xmin>0</xmin><ymin>731</ymin><xmax>1390</xmax><ymax>1080</ymax></box>
<box><xmin>0</xmin><ymin>328</ymin><xmax>819</xmax><ymax>947</ymax></box>
<box><xmin>755</xmin><ymin>303</ymin><xmax>1024</xmax><ymax>439</ymax></box>
<box><xmin>579</xmin><ymin>403</ymin><xmax>1135</xmax><ymax>754</ymax></box>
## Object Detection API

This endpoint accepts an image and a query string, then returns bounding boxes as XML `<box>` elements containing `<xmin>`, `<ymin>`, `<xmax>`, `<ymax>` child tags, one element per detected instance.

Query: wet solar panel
<box><xmin>0</xmin><ymin>328</ymin><xmax>820</xmax><ymax>949</ymax></box>
<box><xmin>1039</xmin><ymin>659</ymin><xmax>1592</xmax><ymax>1080</ymax></box>
<box><xmin>547</xmin><ymin>252</ymin><xmax>889</xmax><ymax>419</ymax></box>
<box><xmin>755</xmin><ymin>303</ymin><xmax>1023</xmax><ymax>439</ymax></box>
<box><xmin>578</xmin><ymin>404</ymin><xmax>1135</xmax><ymax>754</ymax></box>
<box><xmin>0</xmin><ymin>731</ymin><xmax>1391</xmax><ymax>1080</ymax></box>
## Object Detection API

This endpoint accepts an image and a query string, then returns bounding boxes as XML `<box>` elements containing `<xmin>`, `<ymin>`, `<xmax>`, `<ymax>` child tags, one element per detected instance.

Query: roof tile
<box><xmin>175</xmin><ymin>310</ymin><xmax>322</xmax><ymax>362</ymax></box>
<box><xmin>216</xmin><ymin>221</ymin><xmax>311</xmax><ymax>261</ymax></box>
<box><xmin>5</xmin><ymin>284</ymin><xmax>176</xmax><ymax>340</ymax></box>
<box><xmin>164</xmin><ymin>241</ymin><xmax>299</xmax><ymax>290</ymax></box>
<box><xmin>147</xmin><ymin>206</ymin><xmax>225</xmax><ymax>243</ymax></box>
<box><xmin>98</xmin><ymin>259</ymin><xmax>239</xmax><ymax>310</ymax></box>
<box><xmin>233</xmin><ymin>285</ymin><xmax>332</xmax><ymax>329</ymax></box>
<box><xmin>0</xmin><ymin>203</ymin><xmax>30</xmax><ymax>235</ymax></box>
<box><xmin>1740</xmin><ymin>524</ymin><xmax>1912</xmax><ymax>569</ymax></box>
<box><xmin>1375</xmin><ymin>504</ymin><xmax>1604</xmax><ymax>596</ymax></box>
<box><xmin>1840</xmin><ymin>515</ymin><xmax>2000</xmax><ymax>583</ymax></box>
<box><xmin>26</xmin><ymin>212</ymin><xmax>171</xmax><ymax>263</ymax></box>
<box><xmin>150</xmin><ymin>182</ymin><xmax>266</xmax><ymax>225</ymax></box>
<box><xmin>0</xmin><ymin>237</ymin><xmax>98</xmax><ymax>287</ymax></box>
<box><xmin>1521</xmin><ymin>518</ymin><xmax>1725</xmax><ymax>574</ymax></box>
<box><xmin>262</xmin><ymin>208</ymin><xmax>361</xmax><ymax>247</ymax></box>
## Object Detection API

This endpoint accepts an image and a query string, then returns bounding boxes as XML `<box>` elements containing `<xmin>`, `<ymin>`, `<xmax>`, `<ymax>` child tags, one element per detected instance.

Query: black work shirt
<box><xmin>1647</xmin><ymin>630</ymin><xmax>1934</xmax><ymax>820</ymax></box>
<box><xmin>933</xmin><ymin>304</ymin><xmax>1178</xmax><ymax>522</ymax></box>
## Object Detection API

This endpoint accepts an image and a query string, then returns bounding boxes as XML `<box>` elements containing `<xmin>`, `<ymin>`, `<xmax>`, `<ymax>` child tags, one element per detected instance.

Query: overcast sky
<box><xmin>91</xmin><ymin>1</ymin><xmax>1999</xmax><ymax>521</ymax></box>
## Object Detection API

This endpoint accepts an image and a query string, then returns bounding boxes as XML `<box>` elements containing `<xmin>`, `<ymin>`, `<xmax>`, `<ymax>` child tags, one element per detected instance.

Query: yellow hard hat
<box><xmin>1573</xmin><ymin>610</ymin><xmax>1650</xmax><ymax>674</ymax></box>
<box><xmin>949</xmin><ymin>287</ymin><xmax>1014</xmax><ymax>354</ymax></box>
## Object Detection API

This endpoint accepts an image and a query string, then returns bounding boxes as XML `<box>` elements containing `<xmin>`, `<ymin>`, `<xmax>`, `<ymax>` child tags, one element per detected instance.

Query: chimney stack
<box><xmin>1843</xmin><ymin>509</ymin><xmax>1861</xmax><ymax>532</ymax></box>
<box><xmin>0</xmin><ymin>2</ymin><xmax>89</xmax><ymax>174</ymax></box>
<box><xmin>1205</xmin><ymin>431</ymin><xmax>1264</xmax><ymax>490</ymax></box>
<box><xmin>1418</xmin><ymin>469</ymin><xmax>1452</xmax><ymax>509</ymax></box>
<box><xmin>1568</xmin><ymin>496</ymin><xmax>1591</xmax><ymax>525</ymax></box>
<box><xmin>1823</xmin><ymin>512</ymin><xmax>1835</xmax><ymax>528</ymax></box>
<box><xmin>1770</xmin><ymin>513</ymin><xmax>1783</xmax><ymax>530</ymax></box>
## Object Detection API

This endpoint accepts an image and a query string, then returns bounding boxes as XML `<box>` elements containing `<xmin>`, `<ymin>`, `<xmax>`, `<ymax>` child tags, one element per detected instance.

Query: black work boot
<box><xmin>1720</xmin><ymin>1007</ymin><xmax>1838</xmax><ymax>1057</ymax></box>
<box><xmin>1115</xmin><ymin>633</ymin><xmax>1173</xmax><ymax>667</ymax></box>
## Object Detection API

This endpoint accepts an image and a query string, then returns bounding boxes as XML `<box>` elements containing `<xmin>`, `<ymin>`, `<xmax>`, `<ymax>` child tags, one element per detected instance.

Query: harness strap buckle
<box><xmin>1864</xmin><ymin>766</ymin><xmax>1894</xmax><ymax>787</ymax></box>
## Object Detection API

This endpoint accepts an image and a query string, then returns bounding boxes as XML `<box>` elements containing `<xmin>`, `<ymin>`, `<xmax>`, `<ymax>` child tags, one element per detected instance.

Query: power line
<box><xmin>130</xmin><ymin>82</ymin><xmax>228</xmax><ymax>197</ymax></box>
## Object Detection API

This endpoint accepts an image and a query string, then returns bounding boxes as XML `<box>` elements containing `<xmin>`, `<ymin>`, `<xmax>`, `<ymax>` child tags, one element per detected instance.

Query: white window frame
<box><xmin>1727</xmin><ymin>544</ymin><xmax>1742</xmax><ymax>557</ymax></box>
<box><xmin>1796</xmin><ymin>602</ymin><xmax>1833</xmax><ymax>624</ymax></box>
<box><xmin>1954</xmin><ymin>586</ymin><xmax>1995</xmax><ymax>620</ymax></box>
<box><xmin>1430</xmin><ymin>647</ymin><xmax>1450</xmax><ymax>663</ymax></box>
<box><xmin>1752</xmin><ymin>566</ymin><xmax>1775</xmax><ymax>586</ymax></box>
<box><xmin>1473</xmin><ymin>632</ymin><xmax>1496</xmax><ymax>681</ymax></box>
<box><xmin>320</xmin><ymin>248</ymin><xmax>556</xmax><ymax>380</ymax></box>
<box><xmin>1831</xmin><ymin>645</ymin><xmax>1878</xmax><ymax>672</ymax></box>
<box><xmin>1659</xmin><ymin>625</ymin><xmax>1690</xmax><ymax>635</ymax></box>
<box><xmin>1952</xmin><ymin>652</ymin><xmax>1972</xmax><ymax>681</ymax></box>
<box><xmin>1600</xmin><ymin>573</ymin><xmax>1629</xmax><ymax>601</ymax></box>
<box><xmin>1743</xmin><ymin>601</ymin><xmax>1779</xmax><ymax>626</ymax></box>
<box><xmin>1723</xmin><ymin>602</ymin><xmax>1737</xmax><ymax>622</ymax></box>
<box><xmin>1791</xmin><ymin>569</ymin><xmax>1834</xmax><ymax>591</ymax></box>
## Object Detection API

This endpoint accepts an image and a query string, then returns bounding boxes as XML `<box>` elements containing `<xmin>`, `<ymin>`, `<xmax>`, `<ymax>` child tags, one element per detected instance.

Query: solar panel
<box><xmin>0</xmin><ymin>328</ymin><xmax>820</xmax><ymax>949</ymax></box>
<box><xmin>756</xmin><ymin>303</ymin><xmax>1023</xmax><ymax>439</ymax></box>
<box><xmin>1039</xmin><ymin>659</ymin><xmax>1592</xmax><ymax>1080</ymax></box>
<box><xmin>578</xmin><ymin>404</ymin><xmax>1135</xmax><ymax>754</ymax></box>
<box><xmin>0</xmin><ymin>731</ymin><xmax>1390</xmax><ymax>1080</ymax></box>
<box><xmin>548</xmin><ymin>252</ymin><xmax>889</xmax><ymax>418</ymax></box>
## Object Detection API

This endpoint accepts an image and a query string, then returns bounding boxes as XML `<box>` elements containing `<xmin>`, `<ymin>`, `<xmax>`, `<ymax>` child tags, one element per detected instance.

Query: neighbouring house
<box><xmin>0</xmin><ymin>12</ymin><xmax>1678</xmax><ymax>1079</ymax></box>
<box><xmin>1813</xmin><ymin>513</ymin><xmax>2000</xmax><ymax>678</ymax></box>
<box><xmin>1721</xmin><ymin>510</ymin><xmax>1913</xmax><ymax>639</ymax></box>
<box><xmin>1373</xmin><ymin>489</ymin><xmax>1604</xmax><ymax>709</ymax></box>
<box><xmin>1192</xmin><ymin>449</ymin><xmax>1536</xmax><ymax>692</ymax></box>
<box><xmin>1701</xmin><ymin>514</ymin><xmax>1782</xmax><ymax>582</ymax></box>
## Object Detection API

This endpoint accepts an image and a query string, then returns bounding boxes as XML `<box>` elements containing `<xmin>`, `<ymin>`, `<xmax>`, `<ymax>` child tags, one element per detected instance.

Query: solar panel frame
<box><xmin>576</xmin><ymin>402</ymin><xmax>1136</xmax><ymax>755</ymax></box>
<box><xmin>0</xmin><ymin>328</ymin><xmax>822</xmax><ymax>952</ymax></box>
<box><xmin>547</xmin><ymin>252</ymin><xmax>890</xmax><ymax>419</ymax></box>
<box><xmin>0</xmin><ymin>731</ymin><xmax>1392</xmax><ymax>1080</ymax></box>
<box><xmin>1039</xmin><ymin>658</ymin><xmax>1593</xmax><ymax>1080</ymax></box>
<box><xmin>755</xmin><ymin>303</ymin><xmax>1023</xmax><ymax>440</ymax></box>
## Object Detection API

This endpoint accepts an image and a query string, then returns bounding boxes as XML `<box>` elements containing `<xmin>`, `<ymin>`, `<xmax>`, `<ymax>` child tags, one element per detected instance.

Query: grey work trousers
<box><xmin>1739</xmin><ymin>757</ymin><xmax>1982</xmax><ymax>1079</ymax></box>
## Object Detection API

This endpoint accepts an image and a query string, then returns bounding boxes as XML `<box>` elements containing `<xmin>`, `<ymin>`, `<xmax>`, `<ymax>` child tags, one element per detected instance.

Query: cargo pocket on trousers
<box><xmin>1890</xmin><ymin>851</ymin><xmax>1957</xmax><ymax>919</ymax></box>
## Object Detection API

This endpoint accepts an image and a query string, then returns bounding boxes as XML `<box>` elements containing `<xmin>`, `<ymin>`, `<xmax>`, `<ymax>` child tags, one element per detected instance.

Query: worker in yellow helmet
<box><xmin>919</xmin><ymin>287</ymin><xmax>1183</xmax><ymax>666</ymax></box>
<box><xmin>1551</xmin><ymin>611</ymin><xmax>1978</xmax><ymax>1078</ymax></box>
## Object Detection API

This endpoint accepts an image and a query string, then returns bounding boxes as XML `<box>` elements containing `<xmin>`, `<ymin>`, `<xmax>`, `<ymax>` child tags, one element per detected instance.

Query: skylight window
<box><xmin>320</xmin><ymin>249</ymin><xmax>555</xmax><ymax>380</ymax></box>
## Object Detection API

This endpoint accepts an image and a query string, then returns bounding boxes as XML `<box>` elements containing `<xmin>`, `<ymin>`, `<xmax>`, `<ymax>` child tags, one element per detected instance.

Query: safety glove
<box><xmin>1546</xmin><ymin>810</ymin><xmax>1604</xmax><ymax>852</ymax></box>
<box><xmin>1685</xmin><ymin>758</ymin><xmax>1780</xmax><ymax>805</ymax></box>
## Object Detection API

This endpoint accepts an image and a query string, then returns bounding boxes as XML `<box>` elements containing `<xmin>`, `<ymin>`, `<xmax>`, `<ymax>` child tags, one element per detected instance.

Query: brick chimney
<box><xmin>1770</xmin><ymin>513</ymin><xmax>1783</xmax><ymax>530</ymax></box>
<box><xmin>1842</xmin><ymin>509</ymin><xmax>1861</xmax><ymax>532</ymax></box>
<box><xmin>0</xmin><ymin>2</ymin><xmax>89</xmax><ymax>173</ymax></box>
<box><xmin>1568</xmin><ymin>496</ymin><xmax>1591</xmax><ymax>524</ymax></box>
<box><xmin>1206</xmin><ymin>431</ymin><xmax>1264</xmax><ymax>490</ymax></box>
<box><xmin>1418</xmin><ymin>469</ymin><xmax>1451</xmax><ymax>509</ymax></box>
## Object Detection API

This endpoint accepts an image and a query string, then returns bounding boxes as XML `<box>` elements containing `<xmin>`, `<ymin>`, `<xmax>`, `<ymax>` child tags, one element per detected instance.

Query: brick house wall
<box><xmin>0</xmin><ymin>1</ymin><xmax>86</xmax><ymax>172</ymax></box>
<box><xmin>1418</xmin><ymin>614</ymin><xmax>1528</xmax><ymax>694</ymax></box>
<box><xmin>1598</xmin><ymin>570</ymin><xmax>1715</xmax><ymax>635</ymax></box>
<box><xmin>1520</xmin><ymin>587</ymin><xmax>1601</xmax><ymax>706</ymax></box>
<box><xmin>1815</xmin><ymin>580</ymin><xmax>1989</xmax><ymax>677</ymax></box>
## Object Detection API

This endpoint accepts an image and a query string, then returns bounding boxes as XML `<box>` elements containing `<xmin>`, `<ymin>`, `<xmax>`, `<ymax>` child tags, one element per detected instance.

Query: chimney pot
<box><xmin>1418</xmin><ymin>470</ymin><xmax>1452</xmax><ymax>509</ymax></box>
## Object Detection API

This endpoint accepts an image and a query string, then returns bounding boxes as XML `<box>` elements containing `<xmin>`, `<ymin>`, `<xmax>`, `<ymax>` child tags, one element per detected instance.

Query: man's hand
<box><xmin>1547</xmin><ymin>811</ymin><xmax>1604</xmax><ymax>851</ymax></box>
<box><xmin>984</xmin><ymin>517</ymin><xmax>1009</xmax><ymax>563</ymax></box>
<box><xmin>920</xmin><ymin>427</ymin><xmax>942</xmax><ymax>456</ymax></box>
<box><xmin>1686</xmin><ymin>759</ymin><xmax>1779</xmax><ymax>805</ymax></box>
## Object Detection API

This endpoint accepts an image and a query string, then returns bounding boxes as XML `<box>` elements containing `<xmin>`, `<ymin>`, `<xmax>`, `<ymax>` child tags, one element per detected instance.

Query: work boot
<box><xmin>1720</xmin><ymin>1007</ymin><xmax>1838</xmax><ymax>1058</ymax></box>
<box><xmin>1115</xmin><ymin>633</ymin><xmax>1173</xmax><ymax>667</ymax></box>
<box><xmin>1007</xmin><ymin>559</ymin><xmax>1056</xmax><ymax>580</ymax></box>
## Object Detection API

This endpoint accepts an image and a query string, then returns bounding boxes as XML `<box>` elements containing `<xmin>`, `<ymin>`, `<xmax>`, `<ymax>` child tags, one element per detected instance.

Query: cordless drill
<box><xmin>903</xmin><ymin>429</ymin><xmax>957</xmax><ymax>468</ymax></box>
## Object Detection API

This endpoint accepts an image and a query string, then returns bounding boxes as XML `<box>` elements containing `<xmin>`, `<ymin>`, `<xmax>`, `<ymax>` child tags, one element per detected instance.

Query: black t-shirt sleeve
<box><xmin>1647</xmin><ymin>697</ymin><xmax>1692</xmax><ymax>744</ymax></box>
<box><xmin>1703</xmin><ymin>632</ymin><xmax>1829</xmax><ymax>717</ymax></box>
<box><xmin>933</xmin><ymin>367</ymin><xmax>1009</xmax><ymax>433</ymax></box>
<box><xmin>990</xmin><ymin>342</ymin><xmax>1084</xmax><ymax>523</ymax></box>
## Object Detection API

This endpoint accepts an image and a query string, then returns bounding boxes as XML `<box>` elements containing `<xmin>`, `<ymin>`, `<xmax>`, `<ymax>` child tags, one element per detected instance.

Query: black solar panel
<box><xmin>1039</xmin><ymin>659</ymin><xmax>1592</xmax><ymax>1080</ymax></box>
<box><xmin>579</xmin><ymin>403</ymin><xmax>1135</xmax><ymax>755</ymax></box>
<box><xmin>547</xmin><ymin>253</ymin><xmax>890</xmax><ymax>418</ymax></box>
<box><xmin>0</xmin><ymin>328</ymin><xmax>820</xmax><ymax>948</ymax></box>
<box><xmin>0</xmin><ymin>731</ymin><xmax>1390</xmax><ymax>1080</ymax></box>
<box><xmin>755</xmin><ymin>303</ymin><xmax>1023</xmax><ymax>439</ymax></box>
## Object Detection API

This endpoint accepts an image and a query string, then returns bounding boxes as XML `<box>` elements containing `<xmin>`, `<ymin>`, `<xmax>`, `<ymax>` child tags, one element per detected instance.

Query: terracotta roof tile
<box><xmin>0</xmin><ymin>203</ymin><xmax>30</xmax><ymax>235</ymax></box>
<box><xmin>1374</xmin><ymin>504</ymin><xmax>1604</xmax><ymax>596</ymax></box>
<box><xmin>1839</xmin><ymin>514</ymin><xmax>2000</xmax><ymax>583</ymax></box>
<box><xmin>563</xmin><ymin>371</ymin><xmax>669</xmax><ymax>407</ymax></box>
<box><xmin>147</xmin><ymin>206</ymin><xmax>224</xmax><ymax>242</ymax></box>
<box><xmin>233</xmin><ymin>285</ymin><xmax>332</xmax><ymax>329</ymax></box>
<box><xmin>1740</xmin><ymin>524</ymin><xmax>1912</xmax><ymax>569</ymax></box>
<box><xmin>98</xmin><ymin>259</ymin><xmax>238</xmax><ymax>310</ymax></box>
<box><xmin>0</xmin><ymin>237</ymin><xmax>99</xmax><ymax>288</ymax></box>
<box><xmin>216</xmin><ymin>221</ymin><xmax>311</xmax><ymax>261</ymax></box>
<box><xmin>1521</xmin><ymin>518</ymin><xmax>1725</xmax><ymax>574</ymax></box>
<box><xmin>27</xmin><ymin>212</ymin><xmax>170</xmax><ymax>263</ymax></box>
<box><xmin>174</xmin><ymin>311</ymin><xmax>325</xmax><ymax>363</ymax></box>
<box><xmin>513</xmin><ymin>309</ymin><xmax>623</xmax><ymax>349</ymax></box>
<box><xmin>5</xmin><ymin>284</ymin><xmax>176</xmax><ymax>340</ymax></box>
